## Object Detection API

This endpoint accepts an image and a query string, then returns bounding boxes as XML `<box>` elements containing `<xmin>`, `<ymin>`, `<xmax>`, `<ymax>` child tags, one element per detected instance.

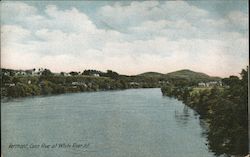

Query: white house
<box><xmin>198</xmin><ymin>82</ymin><xmax>206</xmax><ymax>87</ymax></box>
<box><xmin>92</xmin><ymin>74</ymin><xmax>100</xmax><ymax>77</ymax></box>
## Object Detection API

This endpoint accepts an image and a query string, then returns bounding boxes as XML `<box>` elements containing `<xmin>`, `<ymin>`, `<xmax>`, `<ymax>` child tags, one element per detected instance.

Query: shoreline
<box><xmin>1</xmin><ymin>87</ymin><xmax>159</xmax><ymax>103</ymax></box>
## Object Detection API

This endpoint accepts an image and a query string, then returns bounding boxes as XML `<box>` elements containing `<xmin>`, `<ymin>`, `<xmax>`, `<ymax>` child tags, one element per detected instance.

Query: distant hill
<box><xmin>138</xmin><ymin>72</ymin><xmax>164</xmax><ymax>77</ymax></box>
<box><xmin>136</xmin><ymin>69</ymin><xmax>220</xmax><ymax>81</ymax></box>
<box><xmin>165</xmin><ymin>69</ymin><xmax>221</xmax><ymax>81</ymax></box>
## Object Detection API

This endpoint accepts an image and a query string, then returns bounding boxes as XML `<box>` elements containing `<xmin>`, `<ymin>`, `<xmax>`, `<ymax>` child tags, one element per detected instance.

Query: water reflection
<box><xmin>174</xmin><ymin>105</ymin><xmax>209</xmax><ymax>137</ymax></box>
<box><xmin>174</xmin><ymin>104</ymin><xmax>211</xmax><ymax>146</ymax></box>
<box><xmin>199</xmin><ymin>119</ymin><xmax>209</xmax><ymax>138</ymax></box>
<box><xmin>174</xmin><ymin>105</ymin><xmax>191</xmax><ymax>126</ymax></box>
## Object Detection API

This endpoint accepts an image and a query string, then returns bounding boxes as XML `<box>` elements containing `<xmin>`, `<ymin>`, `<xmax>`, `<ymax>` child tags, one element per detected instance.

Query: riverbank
<box><xmin>1</xmin><ymin>74</ymin><xmax>162</xmax><ymax>98</ymax></box>
<box><xmin>161</xmin><ymin>68</ymin><xmax>248</xmax><ymax>157</ymax></box>
<box><xmin>1</xmin><ymin>68</ymin><xmax>223</xmax><ymax>99</ymax></box>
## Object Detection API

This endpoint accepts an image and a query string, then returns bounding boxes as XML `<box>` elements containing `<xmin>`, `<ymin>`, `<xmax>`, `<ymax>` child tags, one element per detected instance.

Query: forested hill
<box><xmin>137</xmin><ymin>69</ymin><xmax>220</xmax><ymax>81</ymax></box>
<box><xmin>165</xmin><ymin>69</ymin><xmax>221</xmax><ymax>81</ymax></box>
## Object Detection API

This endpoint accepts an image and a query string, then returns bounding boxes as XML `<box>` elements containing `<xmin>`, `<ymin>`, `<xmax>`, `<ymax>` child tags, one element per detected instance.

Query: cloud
<box><xmin>1</xmin><ymin>1</ymin><xmax>44</xmax><ymax>27</ymax></box>
<box><xmin>1</xmin><ymin>1</ymin><xmax>37</xmax><ymax>16</ymax></box>
<box><xmin>1</xmin><ymin>1</ymin><xmax>249</xmax><ymax>77</ymax></box>
<box><xmin>44</xmin><ymin>5</ymin><xmax>97</xmax><ymax>33</ymax></box>
<box><xmin>97</xmin><ymin>1</ymin><xmax>208</xmax><ymax>31</ymax></box>
<box><xmin>1</xmin><ymin>25</ymin><xmax>31</xmax><ymax>43</ymax></box>
<box><xmin>227</xmin><ymin>11</ymin><xmax>249</xmax><ymax>30</ymax></box>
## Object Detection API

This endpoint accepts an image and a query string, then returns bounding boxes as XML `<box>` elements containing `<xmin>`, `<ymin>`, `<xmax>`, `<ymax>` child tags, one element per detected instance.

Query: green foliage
<box><xmin>105</xmin><ymin>70</ymin><xmax>119</xmax><ymax>79</ymax></box>
<box><xmin>82</xmin><ymin>69</ymin><xmax>103</xmax><ymax>76</ymax></box>
<box><xmin>69</xmin><ymin>71</ymin><xmax>79</xmax><ymax>76</ymax></box>
<box><xmin>166</xmin><ymin>69</ymin><xmax>221</xmax><ymax>82</ymax></box>
<box><xmin>161</xmin><ymin>67</ymin><xmax>248</xmax><ymax>156</ymax></box>
<box><xmin>7</xmin><ymin>83</ymin><xmax>40</xmax><ymax>97</ymax></box>
<box><xmin>2</xmin><ymin>75</ymin><xmax>12</xmax><ymax>84</ymax></box>
<box><xmin>2</xmin><ymin>68</ymin><xmax>220</xmax><ymax>99</ymax></box>
<box><xmin>139</xmin><ymin>72</ymin><xmax>164</xmax><ymax>77</ymax></box>
<box><xmin>2</xmin><ymin>74</ymin><xmax>131</xmax><ymax>97</ymax></box>
<box><xmin>222</xmin><ymin>76</ymin><xmax>240</xmax><ymax>86</ymax></box>
<box><xmin>41</xmin><ymin>69</ymin><xmax>53</xmax><ymax>76</ymax></box>
<box><xmin>1</xmin><ymin>67</ymin><xmax>247</xmax><ymax>156</ymax></box>
<box><xmin>60</xmin><ymin>72</ymin><xmax>66</xmax><ymax>76</ymax></box>
<box><xmin>40</xmin><ymin>81</ymin><xmax>53</xmax><ymax>95</ymax></box>
<box><xmin>207</xmin><ymin>68</ymin><xmax>248</xmax><ymax>156</ymax></box>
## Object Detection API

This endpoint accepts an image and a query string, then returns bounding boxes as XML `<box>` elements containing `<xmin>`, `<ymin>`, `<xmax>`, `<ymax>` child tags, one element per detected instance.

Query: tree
<box><xmin>41</xmin><ymin>69</ymin><xmax>53</xmax><ymax>76</ymax></box>
<box><xmin>208</xmin><ymin>67</ymin><xmax>248</xmax><ymax>156</ymax></box>
<box><xmin>69</xmin><ymin>71</ymin><xmax>79</xmax><ymax>76</ymax></box>
<box><xmin>222</xmin><ymin>75</ymin><xmax>240</xmax><ymax>86</ymax></box>
<box><xmin>60</xmin><ymin>72</ymin><xmax>66</xmax><ymax>76</ymax></box>
<box><xmin>82</xmin><ymin>69</ymin><xmax>103</xmax><ymax>76</ymax></box>
<box><xmin>106</xmin><ymin>70</ymin><xmax>119</xmax><ymax>79</ymax></box>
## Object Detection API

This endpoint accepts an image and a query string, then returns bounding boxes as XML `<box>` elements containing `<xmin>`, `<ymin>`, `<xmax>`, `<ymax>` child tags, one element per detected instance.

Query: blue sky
<box><xmin>1</xmin><ymin>0</ymin><xmax>249</xmax><ymax>77</ymax></box>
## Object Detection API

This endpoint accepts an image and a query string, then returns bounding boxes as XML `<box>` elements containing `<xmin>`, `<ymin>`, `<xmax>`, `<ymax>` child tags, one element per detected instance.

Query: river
<box><xmin>1</xmin><ymin>88</ymin><xmax>215</xmax><ymax>157</ymax></box>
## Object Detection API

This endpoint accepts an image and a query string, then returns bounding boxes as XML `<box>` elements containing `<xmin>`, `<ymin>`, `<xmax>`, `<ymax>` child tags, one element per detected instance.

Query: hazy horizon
<box><xmin>1</xmin><ymin>1</ymin><xmax>249</xmax><ymax>77</ymax></box>
<box><xmin>0</xmin><ymin>66</ymin><xmax>242</xmax><ymax>78</ymax></box>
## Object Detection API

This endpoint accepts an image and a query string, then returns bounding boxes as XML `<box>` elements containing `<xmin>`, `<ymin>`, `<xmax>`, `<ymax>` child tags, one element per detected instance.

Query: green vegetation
<box><xmin>166</xmin><ymin>69</ymin><xmax>221</xmax><ymax>82</ymax></box>
<box><xmin>1</xmin><ymin>68</ymin><xmax>166</xmax><ymax>98</ymax></box>
<box><xmin>1</xmin><ymin>67</ymin><xmax>247</xmax><ymax>156</ymax></box>
<box><xmin>1</xmin><ymin>75</ymin><xmax>127</xmax><ymax>98</ymax></box>
<box><xmin>1</xmin><ymin>68</ymin><xmax>222</xmax><ymax>99</ymax></box>
<box><xmin>161</xmin><ymin>67</ymin><xmax>248</xmax><ymax>156</ymax></box>
<box><xmin>138</xmin><ymin>72</ymin><xmax>164</xmax><ymax>77</ymax></box>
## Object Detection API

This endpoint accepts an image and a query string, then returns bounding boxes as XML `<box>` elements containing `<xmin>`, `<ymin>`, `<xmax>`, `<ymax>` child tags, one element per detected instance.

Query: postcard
<box><xmin>1</xmin><ymin>1</ymin><xmax>249</xmax><ymax>157</ymax></box>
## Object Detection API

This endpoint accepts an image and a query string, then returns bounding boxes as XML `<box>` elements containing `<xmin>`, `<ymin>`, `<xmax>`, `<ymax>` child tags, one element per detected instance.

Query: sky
<box><xmin>1</xmin><ymin>0</ymin><xmax>249</xmax><ymax>77</ymax></box>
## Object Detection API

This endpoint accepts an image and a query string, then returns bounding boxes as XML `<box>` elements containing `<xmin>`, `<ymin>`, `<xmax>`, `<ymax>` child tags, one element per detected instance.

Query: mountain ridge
<box><xmin>137</xmin><ymin>69</ymin><xmax>221</xmax><ymax>81</ymax></box>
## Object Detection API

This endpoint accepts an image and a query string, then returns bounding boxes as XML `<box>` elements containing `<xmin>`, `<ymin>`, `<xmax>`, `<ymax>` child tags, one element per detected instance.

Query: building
<box><xmin>92</xmin><ymin>74</ymin><xmax>100</xmax><ymax>77</ymax></box>
<box><xmin>198</xmin><ymin>82</ymin><xmax>206</xmax><ymax>87</ymax></box>
<box><xmin>198</xmin><ymin>81</ymin><xmax>222</xmax><ymax>87</ymax></box>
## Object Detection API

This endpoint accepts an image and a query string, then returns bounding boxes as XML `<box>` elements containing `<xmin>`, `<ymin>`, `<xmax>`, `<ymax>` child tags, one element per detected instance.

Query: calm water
<box><xmin>1</xmin><ymin>88</ymin><xmax>215</xmax><ymax>157</ymax></box>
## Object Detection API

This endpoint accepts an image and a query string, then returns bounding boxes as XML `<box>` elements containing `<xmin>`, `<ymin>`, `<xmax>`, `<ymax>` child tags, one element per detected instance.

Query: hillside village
<box><xmin>1</xmin><ymin>68</ymin><xmax>223</xmax><ymax>98</ymax></box>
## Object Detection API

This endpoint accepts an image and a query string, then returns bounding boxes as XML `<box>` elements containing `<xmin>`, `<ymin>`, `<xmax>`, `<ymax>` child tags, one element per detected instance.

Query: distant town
<box><xmin>1</xmin><ymin>67</ymin><xmax>225</xmax><ymax>100</ymax></box>
<box><xmin>1</xmin><ymin>68</ymin><xmax>223</xmax><ymax>93</ymax></box>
